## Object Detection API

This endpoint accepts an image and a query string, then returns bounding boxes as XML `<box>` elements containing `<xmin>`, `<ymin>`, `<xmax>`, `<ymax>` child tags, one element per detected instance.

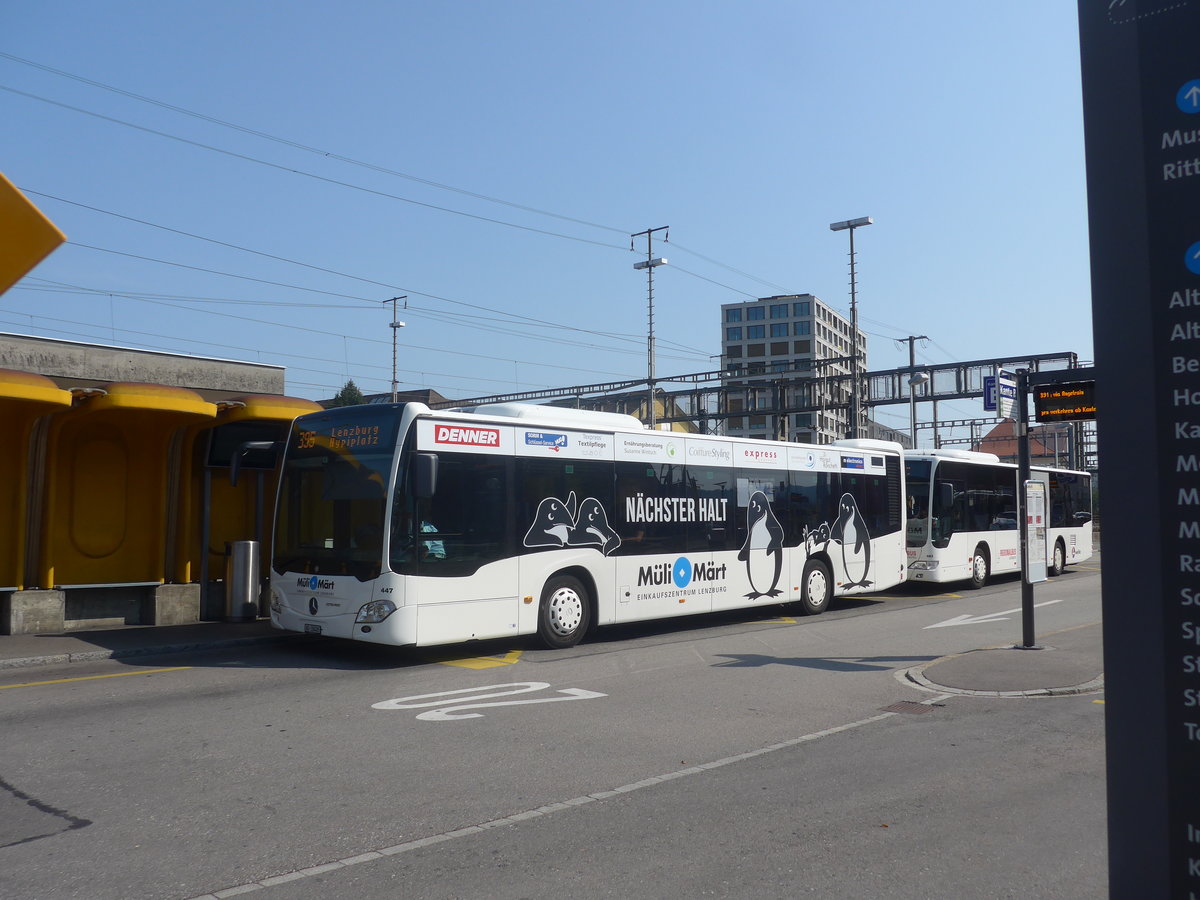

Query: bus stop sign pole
<box><xmin>1015</xmin><ymin>368</ymin><xmax>1038</xmax><ymax>649</ymax></box>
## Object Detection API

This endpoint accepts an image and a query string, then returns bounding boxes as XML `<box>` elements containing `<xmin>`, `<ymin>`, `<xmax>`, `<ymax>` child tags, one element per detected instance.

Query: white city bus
<box><xmin>267</xmin><ymin>401</ymin><xmax>909</xmax><ymax>649</ymax></box>
<box><xmin>903</xmin><ymin>448</ymin><xmax>1093</xmax><ymax>589</ymax></box>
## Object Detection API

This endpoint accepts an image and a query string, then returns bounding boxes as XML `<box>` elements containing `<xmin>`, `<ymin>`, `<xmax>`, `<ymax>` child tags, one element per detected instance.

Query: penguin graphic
<box><xmin>523</xmin><ymin>493</ymin><xmax>578</xmax><ymax>549</ymax></box>
<box><xmin>829</xmin><ymin>492</ymin><xmax>872</xmax><ymax>588</ymax></box>
<box><xmin>569</xmin><ymin>497</ymin><xmax>622</xmax><ymax>555</ymax></box>
<box><xmin>523</xmin><ymin>492</ymin><xmax>622</xmax><ymax>556</ymax></box>
<box><xmin>738</xmin><ymin>491</ymin><xmax>784</xmax><ymax>598</ymax></box>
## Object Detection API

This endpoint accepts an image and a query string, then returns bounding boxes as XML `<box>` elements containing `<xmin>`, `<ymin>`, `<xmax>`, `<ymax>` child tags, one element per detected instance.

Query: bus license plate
<box><xmin>304</xmin><ymin>623</ymin><xmax>322</xmax><ymax>634</ymax></box>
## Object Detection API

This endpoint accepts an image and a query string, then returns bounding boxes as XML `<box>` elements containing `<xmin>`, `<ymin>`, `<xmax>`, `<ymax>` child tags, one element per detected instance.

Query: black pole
<box><xmin>1016</xmin><ymin>368</ymin><xmax>1036</xmax><ymax>648</ymax></box>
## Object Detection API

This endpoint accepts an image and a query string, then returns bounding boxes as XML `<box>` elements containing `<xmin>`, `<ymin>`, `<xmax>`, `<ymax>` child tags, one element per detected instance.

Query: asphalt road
<box><xmin>0</xmin><ymin>557</ymin><xmax>1105</xmax><ymax>900</ymax></box>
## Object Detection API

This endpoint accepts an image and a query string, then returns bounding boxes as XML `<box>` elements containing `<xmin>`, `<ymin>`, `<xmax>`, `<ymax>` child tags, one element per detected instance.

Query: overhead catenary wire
<box><xmin>15</xmin><ymin>277</ymin><xmax>677</xmax><ymax>377</ymax></box>
<box><xmin>25</xmin><ymin>190</ymin><xmax>702</xmax><ymax>349</ymax></box>
<box><xmin>0</xmin><ymin>54</ymin><xmax>802</xmax><ymax>298</ymax></box>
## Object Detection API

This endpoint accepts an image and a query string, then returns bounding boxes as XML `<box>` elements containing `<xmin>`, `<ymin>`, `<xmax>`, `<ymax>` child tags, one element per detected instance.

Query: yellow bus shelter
<box><xmin>0</xmin><ymin>369</ymin><xmax>71</xmax><ymax>591</ymax></box>
<box><xmin>172</xmin><ymin>394</ymin><xmax>321</xmax><ymax>617</ymax></box>
<box><xmin>33</xmin><ymin>383</ymin><xmax>216</xmax><ymax>621</ymax></box>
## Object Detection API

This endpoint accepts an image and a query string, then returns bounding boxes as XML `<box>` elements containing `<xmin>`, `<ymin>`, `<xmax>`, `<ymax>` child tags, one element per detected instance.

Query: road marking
<box><xmin>185</xmin><ymin>697</ymin><xmax>948</xmax><ymax>900</ymax></box>
<box><xmin>925</xmin><ymin>598</ymin><xmax>1065</xmax><ymax>629</ymax></box>
<box><xmin>372</xmin><ymin>681</ymin><xmax>606</xmax><ymax>721</ymax></box>
<box><xmin>870</xmin><ymin>592</ymin><xmax>962</xmax><ymax>600</ymax></box>
<box><xmin>422</xmin><ymin>649</ymin><xmax>523</xmax><ymax>669</ymax></box>
<box><xmin>0</xmin><ymin>667</ymin><xmax>191</xmax><ymax>690</ymax></box>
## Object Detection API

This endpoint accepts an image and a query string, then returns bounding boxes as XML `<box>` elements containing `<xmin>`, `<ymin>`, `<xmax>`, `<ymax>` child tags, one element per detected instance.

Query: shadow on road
<box><xmin>712</xmin><ymin>652</ymin><xmax>939</xmax><ymax>672</ymax></box>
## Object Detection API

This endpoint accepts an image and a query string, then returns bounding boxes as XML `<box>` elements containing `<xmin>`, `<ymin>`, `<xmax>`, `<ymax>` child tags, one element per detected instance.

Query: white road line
<box><xmin>186</xmin><ymin>702</ymin><xmax>946</xmax><ymax>900</ymax></box>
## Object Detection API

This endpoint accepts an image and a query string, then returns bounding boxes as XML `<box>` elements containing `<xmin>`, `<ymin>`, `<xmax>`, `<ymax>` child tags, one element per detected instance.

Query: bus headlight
<box><xmin>270</xmin><ymin>587</ymin><xmax>285</xmax><ymax>614</ymax></box>
<box><xmin>356</xmin><ymin>600</ymin><xmax>397</xmax><ymax>623</ymax></box>
<box><xmin>909</xmin><ymin>560</ymin><xmax>939</xmax><ymax>571</ymax></box>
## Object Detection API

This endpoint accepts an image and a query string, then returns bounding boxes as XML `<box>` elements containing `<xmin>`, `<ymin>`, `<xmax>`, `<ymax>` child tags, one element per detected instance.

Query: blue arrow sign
<box><xmin>1177</xmin><ymin>79</ymin><xmax>1200</xmax><ymax>114</ymax></box>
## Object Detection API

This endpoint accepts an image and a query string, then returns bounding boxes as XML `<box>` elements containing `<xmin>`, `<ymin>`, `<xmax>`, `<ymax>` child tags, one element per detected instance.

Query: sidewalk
<box><xmin>0</xmin><ymin>619</ymin><xmax>300</xmax><ymax>670</ymax></box>
<box><xmin>903</xmin><ymin>620</ymin><xmax>1105</xmax><ymax>697</ymax></box>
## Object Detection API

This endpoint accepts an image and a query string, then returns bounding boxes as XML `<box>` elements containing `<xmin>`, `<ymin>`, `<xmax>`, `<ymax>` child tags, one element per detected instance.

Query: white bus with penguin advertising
<box><xmin>266</xmin><ymin>401</ymin><xmax>909</xmax><ymax>649</ymax></box>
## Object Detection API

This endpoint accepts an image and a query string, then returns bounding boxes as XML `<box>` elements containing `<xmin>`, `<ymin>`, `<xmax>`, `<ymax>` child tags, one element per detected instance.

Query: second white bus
<box><xmin>903</xmin><ymin>448</ymin><xmax>1093</xmax><ymax>588</ymax></box>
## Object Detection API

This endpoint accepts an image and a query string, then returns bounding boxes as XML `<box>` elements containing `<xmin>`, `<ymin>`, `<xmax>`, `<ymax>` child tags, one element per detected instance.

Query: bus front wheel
<box><xmin>537</xmin><ymin>575</ymin><xmax>590</xmax><ymax>649</ymax></box>
<box><xmin>800</xmin><ymin>559</ymin><xmax>832</xmax><ymax>615</ymax></box>
<box><xmin>967</xmin><ymin>547</ymin><xmax>989</xmax><ymax>590</ymax></box>
<box><xmin>1049</xmin><ymin>540</ymin><xmax>1066</xmax><ymax>577</ymax></box>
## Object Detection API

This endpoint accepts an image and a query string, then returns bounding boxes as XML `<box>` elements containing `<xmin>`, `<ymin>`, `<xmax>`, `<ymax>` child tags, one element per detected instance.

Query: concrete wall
<box><xmin>0</xmin><ymin>333</ymin><xmax>285</xmax><ymax>400</ymax></box>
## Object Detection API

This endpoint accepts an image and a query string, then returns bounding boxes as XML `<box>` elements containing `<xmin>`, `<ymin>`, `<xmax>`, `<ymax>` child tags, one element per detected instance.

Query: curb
<box><xmin>0</xmin><ymin>633</ymin><xmax>305</xmax><ymax>671</ymax></box>
<box><xmin>896</xmin><ymin>663</ymin><xmax>1106</xmax><ymax>699</ymax></box>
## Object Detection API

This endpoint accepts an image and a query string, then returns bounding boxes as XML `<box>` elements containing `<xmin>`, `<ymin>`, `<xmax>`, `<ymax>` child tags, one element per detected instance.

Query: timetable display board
<box><xmin>1032</xmin><ymin>380</ymin><xmax>1097</xmax><ymax>423</ymax></box>
<box><xmin>1079</xmin><ymin>1</ymin><xmax>1200</xmax><ymax>894</ymax></box>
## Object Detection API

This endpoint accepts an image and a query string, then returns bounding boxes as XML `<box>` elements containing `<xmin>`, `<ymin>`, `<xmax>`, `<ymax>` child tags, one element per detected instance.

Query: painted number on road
<box><xmin>371</xmin><ymin>681</ymin><xmax>607</xmax><ymax>721</ymax></box>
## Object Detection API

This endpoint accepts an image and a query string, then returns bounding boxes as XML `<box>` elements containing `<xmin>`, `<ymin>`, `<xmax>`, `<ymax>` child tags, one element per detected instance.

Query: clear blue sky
<box><xmin>1</xmin><ymin>1</ymin><xmax>1090</xmax><ymax>439</ymax></box>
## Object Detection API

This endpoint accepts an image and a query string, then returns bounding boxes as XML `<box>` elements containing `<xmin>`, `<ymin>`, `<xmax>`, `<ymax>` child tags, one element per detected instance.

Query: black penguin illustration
<box><xmin>803</xmin><ymin>521</ymin><xmax>831</xmax><ymax>552</ymax></box>
<box><xmin>569</xmin><ymin>497</ymin><xmax>622</xmax><ymax>555</ymax></box>
<box><xmin>523</xmin><ymin>493</ymin><xmax>578</xmax><ymax>548</ymax></box>
<box><xmin>737</xmin><ymin>491</ymin><xmax>784</xmax><ymax>598</ymax></box>
<box><xmin>829</xmin><ymin>492</ymin><xmax>872</xmax><ymax>588</ymax></box>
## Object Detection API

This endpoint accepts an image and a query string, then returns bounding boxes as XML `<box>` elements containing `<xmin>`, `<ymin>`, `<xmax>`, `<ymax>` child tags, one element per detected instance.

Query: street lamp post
<box><xmin>385</xmin><ymin>295</ymin><xmax>407</xmax><ymax>403</ymax></box>
<box><xmin>829</xmin><ymin>216</ymin><xmax>872</xmax><ymax>439</ymax></box>
<box><xmin>632</xmin><ymin>226</ymin><xmax>668</xmax><ymax>429</ymax></box>
<box><xmin>902</xmin><ymin>333</ymin><xmax>930</xmax><ymax>446</ymax></box>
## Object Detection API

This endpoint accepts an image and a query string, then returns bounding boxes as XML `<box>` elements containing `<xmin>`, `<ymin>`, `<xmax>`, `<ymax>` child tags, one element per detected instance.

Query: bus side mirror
<box><xmin>231</xmin><ymin>441</ymin><xmax>281</xmax><ymax>486</ymax></box>
<box><xmin>414</xmin><ymin>453</ymin><xmax>438</xmax><ymax>499</ymax></box>
<box><xmin>936</xmin><ymin>482</ymin><xmax>954</xmax><ymax>512</ymax></box>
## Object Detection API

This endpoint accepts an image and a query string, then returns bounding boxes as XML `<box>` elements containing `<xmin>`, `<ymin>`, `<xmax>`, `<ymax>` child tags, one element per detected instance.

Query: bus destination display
<box><xmin>1032</xmin><ymin>380</ymin><xmax>1097</xmax><ymax>423</ymax></box>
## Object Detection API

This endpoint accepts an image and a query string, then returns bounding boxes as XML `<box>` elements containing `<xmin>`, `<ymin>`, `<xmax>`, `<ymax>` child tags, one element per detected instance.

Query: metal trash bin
<box><xmin>224</xmin><ymin>540</ymin><xmax>261</xmax><ymax>622</ymax></box>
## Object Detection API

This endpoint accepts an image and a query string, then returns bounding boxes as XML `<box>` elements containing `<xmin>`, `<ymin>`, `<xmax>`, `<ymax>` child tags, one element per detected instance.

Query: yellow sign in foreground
<box><xmin>0</xmin><ymin>173</ymin><xmax>66</xmax><ymax>296</ymax></box>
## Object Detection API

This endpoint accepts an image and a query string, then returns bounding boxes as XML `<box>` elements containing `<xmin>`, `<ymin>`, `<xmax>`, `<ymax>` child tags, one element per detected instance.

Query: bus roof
<box><xmin>906</xmin><ymin>448</ymin><xmax>1002</xmax><ymax>463</ymax></box>
<box><xmin>455</xmin><ymin>402</ymin><xmax>646</xmax><ymax>432</ymax></box>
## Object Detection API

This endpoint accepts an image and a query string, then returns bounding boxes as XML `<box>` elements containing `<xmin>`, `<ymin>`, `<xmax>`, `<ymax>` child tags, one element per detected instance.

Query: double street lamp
<box><xmin>829</xmin><ymin>216</ymin><xmax>872</xmax><ymax>439</ymax></box>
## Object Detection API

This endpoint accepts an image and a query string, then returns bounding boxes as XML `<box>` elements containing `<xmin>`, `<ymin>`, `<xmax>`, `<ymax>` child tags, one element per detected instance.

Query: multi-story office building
<box><xmin>720</xmin><ymin>293</ymin><xmax>866</xmax><ymax>444</ymax></box>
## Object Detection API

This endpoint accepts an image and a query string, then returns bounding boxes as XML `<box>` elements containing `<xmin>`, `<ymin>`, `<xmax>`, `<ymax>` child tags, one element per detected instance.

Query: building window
<box><xmin>794</xmin><ymin>340</ymin><xmax>811</xmax><ymax>353</ymax></box>
<box><xmin>770</xmin><ymin>323</ymin><xmax>788</xmax><ymax>337</ymax></box>
<box><xmin>795</xmin><ymin>413</ymin><xmax>813</xmax><ymax>426</ymax></box>
<box><xmin>726</xmin><ymin>345</ymin><xmax>743</xmax><ymax>358</ymax></box>
<box><xmin>726</xmin><ymin>309</ymin><xmax>742</xmax><ymax>323</ymax></box>
<box><xmin>795</xmin><ymin>321</ymin><xmax>811</xmax><ymax>335</ymax></box>
<box><xmin>747</xmin><ymin>325</ymin><xmax>765</xmax><ymax>339</ymax></box>
<box><xmin>746</xmin><ymin>343</ymin><xmax>765</xmax><ymax>358</ymax></box>
<box><xmin>770</xmin><ymin>303</ymin><xmax>788</xmax><ymax>319</ymax></box>
<box><xmin>770</xmin><ymin>341</ymin><xmax>789</xmax><ymax>355</ymax></box>
<box><xmin>726</xmin><ymin>327</ymin><xmax>742</xmax><ymax>341</ymax></box>
<box><xmin>747</xmin><ymin>306</ymin><xmax>765</xmax><ymax>320</ymax></box>
<box><xmin>794</xmin><ymin>301</ymin><xmax>811</xmax><ymax>316</ymax></box>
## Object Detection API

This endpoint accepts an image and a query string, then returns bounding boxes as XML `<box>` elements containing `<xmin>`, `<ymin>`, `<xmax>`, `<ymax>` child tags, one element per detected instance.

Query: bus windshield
<box><xmin>272</xmin><ymin>407</ymin><xmax>401</xmax><ymax>580</ymax></box>
<box><xmin>904</xmin><ymin>458</ymin><xmax>932</xmax><ymax>547</ymax></box>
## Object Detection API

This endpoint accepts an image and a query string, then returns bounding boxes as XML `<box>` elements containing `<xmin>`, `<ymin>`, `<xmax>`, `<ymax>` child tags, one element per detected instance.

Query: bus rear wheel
<box><xmin>800</xmin><ymin>559</ymin><xmax>832</xmax><ymax>615</ymax></box>
<box><xmin>967</xmin><ymin>547</ymin><xmax>989</xmax><ymax>590</ymax></box>
<box><xmin>537</xmin><ymin>575</ymin><xmax>590</xmax><ymax>649</ymax></box>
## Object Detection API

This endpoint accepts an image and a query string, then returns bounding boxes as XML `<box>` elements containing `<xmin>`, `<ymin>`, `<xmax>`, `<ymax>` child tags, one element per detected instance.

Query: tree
<box><xmin>329</xmin><ymin>379</ymin><xmax>366</xmax><ymax>407</ymax></box>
